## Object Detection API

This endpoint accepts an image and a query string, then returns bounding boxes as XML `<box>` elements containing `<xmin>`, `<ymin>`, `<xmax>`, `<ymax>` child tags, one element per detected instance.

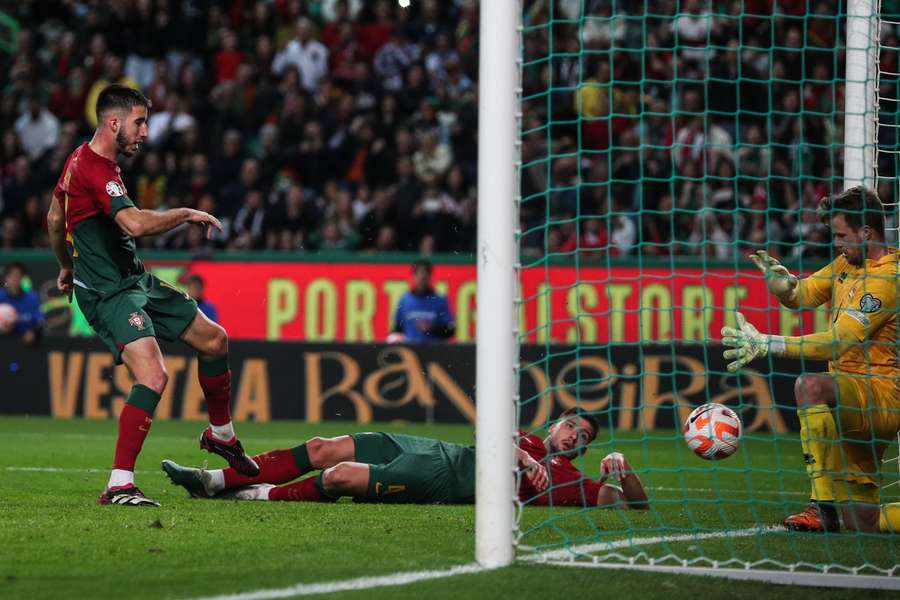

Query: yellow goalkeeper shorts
<box><xmin>833</xmin><ymin>371</ymin><xmax>900</xmax><ymax>489</ymax></box>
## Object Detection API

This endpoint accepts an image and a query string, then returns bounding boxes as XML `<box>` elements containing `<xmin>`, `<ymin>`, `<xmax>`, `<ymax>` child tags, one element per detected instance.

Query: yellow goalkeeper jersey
<box><xmin>797</xmin><ymin>248</ymin><xmax>900</xmax><ymax>377</ymax></box>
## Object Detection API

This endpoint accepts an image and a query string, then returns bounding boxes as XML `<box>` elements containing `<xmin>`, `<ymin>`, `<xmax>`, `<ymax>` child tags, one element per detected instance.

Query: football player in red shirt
<box><xmin>47</xmin><ymin>85</ymin><xmax>259</xmax><ymax>507</ymax></box>
<box><xmin>162</xmin><ymin>408</ymin><xmax>648</xmax><ymax>510</ymax></box>
<box><xmin>517</xmin><ymin>408</ymin><xmax>648</xmax><ymax>509</ymax></box>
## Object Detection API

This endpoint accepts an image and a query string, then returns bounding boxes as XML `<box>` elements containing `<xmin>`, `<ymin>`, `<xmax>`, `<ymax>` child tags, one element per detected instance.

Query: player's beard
<box><xmin>843</xmin><ymin>247</ymin><xmax>863</xmax><ymax>266</ymax></box>
<box><xmin>116</xmin><ymin>129</ymin><xmax>141</xmax><ymax>157</ymax></box>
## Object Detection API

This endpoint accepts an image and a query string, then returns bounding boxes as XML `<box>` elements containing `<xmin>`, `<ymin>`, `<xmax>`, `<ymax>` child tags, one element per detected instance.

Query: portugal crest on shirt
<box><xmin>128</xmin><ymin>312</ymin><xmax>146</xmax><ymax>330</ymax></box>
<box><xmin>106</xmin><ymin>180</ymin><xmax>125</xmax><ymax>197</ymax></box>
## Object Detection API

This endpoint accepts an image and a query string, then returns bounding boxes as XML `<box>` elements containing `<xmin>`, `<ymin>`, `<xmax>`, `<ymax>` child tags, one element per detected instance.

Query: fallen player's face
<box><xmin>116</xmin><ymin>106</ymin><xmax>149</xmax><ymax>158</ymax></box>
<box><xmin>548</xmin><ymin>416</ymin><xmax>594</xmax><ymax>454</ymax></box>
<box><xmin>830</xmin><ymin>214</ymin><xmax>864</xmax><ymax>266</ymax></box>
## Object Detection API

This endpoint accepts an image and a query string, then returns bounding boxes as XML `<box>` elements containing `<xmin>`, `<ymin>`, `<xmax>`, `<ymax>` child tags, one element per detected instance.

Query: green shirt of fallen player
<box><xmin>47</xmin><ymin>84</ymin><xmax>259</xmax><ymax>508</ymax></box>
<box><xmin>162</xmin><ymin>408</ymin><xmax>649</xmax><ymax>510</ymax></box>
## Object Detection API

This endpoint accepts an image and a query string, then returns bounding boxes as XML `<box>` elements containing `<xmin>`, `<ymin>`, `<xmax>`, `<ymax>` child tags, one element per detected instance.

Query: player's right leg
<box><xmin>837</xmin><ymin>374</ymin><xmax>900</xmax><ymax>534</ymax></box>
<box><xmin>164</xmin><ymin>435</ymin><xmax>358</xmax><ymax>497</ymax></box>
<box><xmin>783</xmin><ymin>373</ymin><xmax>841</xmax><ymax>532</ymax></box>
<box><xmin>100</xmin><ymin>336</ymin><xmax>168</xmax><ymax>507</ymax></box>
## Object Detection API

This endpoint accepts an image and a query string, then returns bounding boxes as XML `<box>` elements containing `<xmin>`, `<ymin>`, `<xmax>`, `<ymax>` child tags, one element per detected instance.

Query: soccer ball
<box><xmin>0</xmin><ymin>303</ymin><xmax>17</xmax><ymax>334</ymax></box>
<box><xmin>683</xmin><ymin>403</ymin><xmax>742</xmax><ymax>460</ymax></box>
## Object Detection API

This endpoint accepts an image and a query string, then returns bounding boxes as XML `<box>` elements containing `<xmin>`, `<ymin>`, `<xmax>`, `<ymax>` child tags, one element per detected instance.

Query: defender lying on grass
<box><xmin>163</xmin><ymin>408</ymin><xmax>649</xmax><ymax>509</ymax></box>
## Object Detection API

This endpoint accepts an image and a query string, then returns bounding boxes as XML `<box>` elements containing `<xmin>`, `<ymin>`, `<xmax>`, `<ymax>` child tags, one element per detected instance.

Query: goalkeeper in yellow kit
<box><xmin>722</xmin><ymin>185</ymin><xmax>900</xmax><ymax>533</ymax></box>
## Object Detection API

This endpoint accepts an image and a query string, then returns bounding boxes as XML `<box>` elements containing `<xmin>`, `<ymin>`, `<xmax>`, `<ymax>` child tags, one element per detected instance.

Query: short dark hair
<box><xmin>96</xmin><ymin>84</ymin><xmax>151</xmax><ymax>122</ymax></box>
<box><xmin>818</xmin><ymin>185</ymin><xmax>886</xmax><ymax>239</ymax></box>
<box><xmin>558</xmin><ymin>407</ymin><xmax>599</xmax><ymax>444</ymax></box>
<box><xmin>412</xmin><ymin>259</ymin><xmax>433</xmax><ymax>273</ymax></box>
<box><xmin>184</xmin><ymin>274</ymin><xmax>205</xmax><ymax>287</ymax></box>
<box><xmin>4</xmin><ymin>262</ymin><xmax>26</xmax><ymax>278</ymax></box>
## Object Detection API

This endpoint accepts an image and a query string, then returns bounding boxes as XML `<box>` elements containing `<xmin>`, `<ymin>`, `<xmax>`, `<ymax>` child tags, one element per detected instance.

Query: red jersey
<box><xmin>517</xmin><ymin>432</ymin><xmax>604</xmax><ymax>507</ymax></box>
<box><xmin>54</xmin><ymin>142</ymin><xmax>143</xmax><ymax>295</ymax></box>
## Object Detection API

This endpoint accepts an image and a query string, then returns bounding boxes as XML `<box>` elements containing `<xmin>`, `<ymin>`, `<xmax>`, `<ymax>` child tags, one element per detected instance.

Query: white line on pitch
<box><xmin>522</xmin><ymin>526</ymin><xmax>781</xmax><ymax>562</ymax></box>
<box><xmin>3</xmin><ymin>466</ymin><xmax>157</xmax><ymax>474</ymax></box>
<box><xmin>183</xmin><ymin>528</ymin><xmax>783</xmax><ymax>599</ymax></box>
<box><xmin>651</xmin><ymin>486</ymin><xmax>808</xmax><ymax>496</ymax></box>
<box><xmin>185</xmin><ymin>563</ymin><xmax>490</xmax><ymax>600</ymax></box>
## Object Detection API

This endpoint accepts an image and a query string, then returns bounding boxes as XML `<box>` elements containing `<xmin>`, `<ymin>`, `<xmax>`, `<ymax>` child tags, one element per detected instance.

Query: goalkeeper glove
<box><xmin>748</xmin><ymin>250</ymin><xmax>798</xmax><ymax>303</ymax></box>
<box><xmin>721</xmin><ymin>312</ymin><xmax>785</xmax><ymax>372</ymax></box>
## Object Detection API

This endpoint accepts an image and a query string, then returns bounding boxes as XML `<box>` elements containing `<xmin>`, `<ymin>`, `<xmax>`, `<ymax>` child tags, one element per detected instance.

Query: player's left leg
<box><xmin>841</xmin><ymin>375</ymin><xmax>900</xmax><ymax>534</ymax></box>
<box><xmin>784</xmin><ymin>373</ymin><xmax>841</xmax><ymax>532</ymax></box>
<box><xmin>839</xmin><ymin>480</ymin><xmax>882</xmax><ymax>533</ymax></box>
<box><xmin>178</xmin><ymin>310</ymin><xmax>259</xmax><ymax>476</ymax></box>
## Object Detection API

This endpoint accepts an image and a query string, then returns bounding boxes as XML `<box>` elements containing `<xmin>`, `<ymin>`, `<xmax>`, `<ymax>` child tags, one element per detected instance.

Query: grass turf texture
<box><xmin>1</xmin><ymin>417</ymin><xmax>899</xmax><ymax>600</ymax></box>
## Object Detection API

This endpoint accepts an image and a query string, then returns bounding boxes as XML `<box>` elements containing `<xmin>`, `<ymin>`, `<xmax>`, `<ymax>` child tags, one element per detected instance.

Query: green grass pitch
<box><xmin>2</xmin><ymin>416</ymin><xmax>899</xmax><ymax>599</ymax></box>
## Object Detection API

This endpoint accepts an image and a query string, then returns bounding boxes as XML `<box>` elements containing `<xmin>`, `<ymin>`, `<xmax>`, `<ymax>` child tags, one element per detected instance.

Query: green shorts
<box><xmin>351</xmin><ymin>432</ymin><xmax>476</xmax><ymax>504</ymax></box>
<box><xmin>75</xmin><ymin>272</ymin><xmax>198</xmax><ymax>364</ymax></box>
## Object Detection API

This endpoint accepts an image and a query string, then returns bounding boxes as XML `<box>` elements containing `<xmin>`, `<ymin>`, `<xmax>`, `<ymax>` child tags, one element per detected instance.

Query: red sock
<box><xmin>199</xmin><ymin>370</ymin><xmax>232</xmax><ymax>426</ymax></box>
<box><xmin>113</xmin><ymin>404</ymin><xmax>153</xmax><ymax>471</ymax></box>
<box><xmin>268</xmin><ymin>476</ymin><xmax>335</xmax><ymax>502</ymax></box>
<box><xmin>223</xmin><ymin>449</ymin><xmax>300</xmax><ymax>488</ymax></box>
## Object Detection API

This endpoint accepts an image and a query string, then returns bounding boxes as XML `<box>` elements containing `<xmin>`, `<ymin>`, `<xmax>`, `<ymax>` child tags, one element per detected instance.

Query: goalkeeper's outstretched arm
<box><xmin>720</xmin><ymin>310</ymin><xmax>880</xmax><ymax>372</ymax></box>
<box><xmin>748</xmin><ymin>250</ymin><xmax>833</xmax><ymax>309</ymax></box>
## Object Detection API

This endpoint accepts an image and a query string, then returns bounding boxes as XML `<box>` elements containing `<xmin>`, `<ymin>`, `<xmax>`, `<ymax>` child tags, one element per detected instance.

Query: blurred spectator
<box><xmin>214</xmin><ymin>29</ymin><xmax>243</xmax><ymax>84</ymax></box>
<box><xmin>135</xmin><ymin>151</ymin><xmax>166</xmax><ymax>210</ymax></box>
<box><xmin>0</xmin><ymin>0</ymin><xmax>864</xmax><ymax>261</ymax></box>
<box><xmin>230</xmin><ymin>189</ymin><xmax>267</xmax><ymax>249</ymax></box>
<box><xmin>272</xmin><ymin>17</ymin><xmax>329</xmax><ymax>93</ymax></box>
<box><xmin>185</xmin><ymin>274</ymin><xmax>219</xmax><ymax>324</ymax></box>
<box><xmin>389</xmin><ymin>260</ymin><xmax>455</xmax><ymax>343</ymax></box>
<box><xmin>15</xmin><ymin>92</ymin><xmax>59</xmax><ymax>162</ymax></box>
<box><xmin>266</xmin><ymin>184</ymin><xmax>315</xmax><ymax>250</ymax></box>
<box><xmin>146</xmin><ymin>94</ymin><xmax>197</xmax><ymax>149</ymax></box>
<box><xmin>0</xmin><ymin>263</ymin><xmax>43</xmax><ymax>345</ymax></box>
<box><xmin>412</xmin><ymin>128</ymin><xmax>452</xmax><ymax>186</ymax></box>
<box><xmin>84</xmin><ymin>55</ymin><xmax>139</xmax><ymax>128</ymax></box>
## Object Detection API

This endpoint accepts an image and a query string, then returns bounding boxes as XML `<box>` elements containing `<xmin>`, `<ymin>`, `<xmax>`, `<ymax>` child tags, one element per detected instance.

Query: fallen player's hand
<box><xmin>748</xmin><ymin>250</ymin><xmax>798</xmax><ymax>301</ymax></box>
<box><xmin>720</xmin><ymin>311</ymin><xmax>770</xmax><ymax>372</ymax></box>
<box><xmin>600</xmin><ymin>452</ymin><xmax>628</xmax><ymax>483</ymax></box>
<box><xmin>185</xmin><ymin>209</ymin><xmax>223</xmax><ymax>239</ymax></box>
<box><xmin>521</xmin><ymin>454</ymin><xmax>549</xmax><ymax>492</ymax></box>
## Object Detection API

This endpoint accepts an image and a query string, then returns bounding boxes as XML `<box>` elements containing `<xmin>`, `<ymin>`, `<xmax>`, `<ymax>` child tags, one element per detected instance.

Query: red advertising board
<box><xmin>174</xmin><ymin>261</ymin><xmax>830</xmax><ymax>343</ymax></box>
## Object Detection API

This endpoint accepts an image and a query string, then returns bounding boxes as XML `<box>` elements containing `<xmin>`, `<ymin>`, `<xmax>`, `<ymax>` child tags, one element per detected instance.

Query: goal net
<box><xmin>507</xmin><ymin>0</ymin><xmax>900</xmax><ymax>587</ymax></box>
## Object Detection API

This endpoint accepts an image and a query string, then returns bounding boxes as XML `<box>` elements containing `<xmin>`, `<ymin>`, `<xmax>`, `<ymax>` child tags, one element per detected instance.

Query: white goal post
<box><xmin>844</xmin><ymin>0</ymin><xmax>879</xmax><ymax>190</ymax></box>
<box><xmin>474</xmin><ymin>0</ymin><xmax>521</xmax><ymax>568</ymax></box>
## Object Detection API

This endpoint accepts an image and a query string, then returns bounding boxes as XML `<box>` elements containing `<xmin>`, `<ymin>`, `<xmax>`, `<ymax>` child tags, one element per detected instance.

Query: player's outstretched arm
<box><xmin>115</xmin><ymin>206</ymin><xmax>222</xmax><ymax>239</ymax></box>
<box><xmin>598</xmin><ymin>452</ymin><xmax>648</xmax><ymax>510</ymax></box>
<box><xmin>47</xmin><ymin>195</ymin><xmax>73</xmax><ymax>298</ymax></box>
<box><xmin>749</xmin><ymin>250</ymin><xmax>835</xmax><ymax>309</ymax></box>
<box><xmin>721</xmin><ymin>311</ymin><xmax>859</xmax><ymax>371</ymax></box>
<box><xmin>748</xmin><ymin>250</ymin><xmax>800</xmax><ymax>307</ymax></box>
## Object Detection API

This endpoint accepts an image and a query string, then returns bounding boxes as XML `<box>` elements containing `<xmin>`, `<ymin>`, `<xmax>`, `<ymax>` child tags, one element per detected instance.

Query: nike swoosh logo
<box><xmin>690</xmin><ymin>406</ymin><xmax>716</xmax><ymax>424</ymax></box>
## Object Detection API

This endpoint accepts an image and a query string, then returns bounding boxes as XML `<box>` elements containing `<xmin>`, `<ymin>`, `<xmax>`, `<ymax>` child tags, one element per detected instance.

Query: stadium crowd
<box><xmin>0</xmin><ymin>0</ymin><xmax>894</xmax><ymax>260</ymax></box>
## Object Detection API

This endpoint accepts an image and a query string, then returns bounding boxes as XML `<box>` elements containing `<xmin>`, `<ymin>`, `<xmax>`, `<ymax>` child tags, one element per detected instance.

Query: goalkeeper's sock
<box><xmin>815</xmin><ymin>500</ymin><xmax>839</xmax><ymax>528</ymax></box>
<box><xmin>223</xmin><ymin>448</ymin><xmax>301</xmax><ymax>488</ymax></box>
<box><xmin>879</xmin><ymin>503</ymin><xmax>900</xmax><ymax>533</ymax></box>
<box><xmin>198</xmin><ymin>356</ymin><xmax>233</xmax><ymax>437</ymax></box>
<box><xmin>797</xmin><ymin>404</ymin><xmax>837</xmax><ymax>502</ymax></box>
<box><xmin>268</xmin><ymin>474</ymin><xmax>336</xmax><ymax>502</ymax></box>
<box><xmin>110</xmin><ymin>385</ymin><xmax>160</xmax><ymax>485</ymax></box>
